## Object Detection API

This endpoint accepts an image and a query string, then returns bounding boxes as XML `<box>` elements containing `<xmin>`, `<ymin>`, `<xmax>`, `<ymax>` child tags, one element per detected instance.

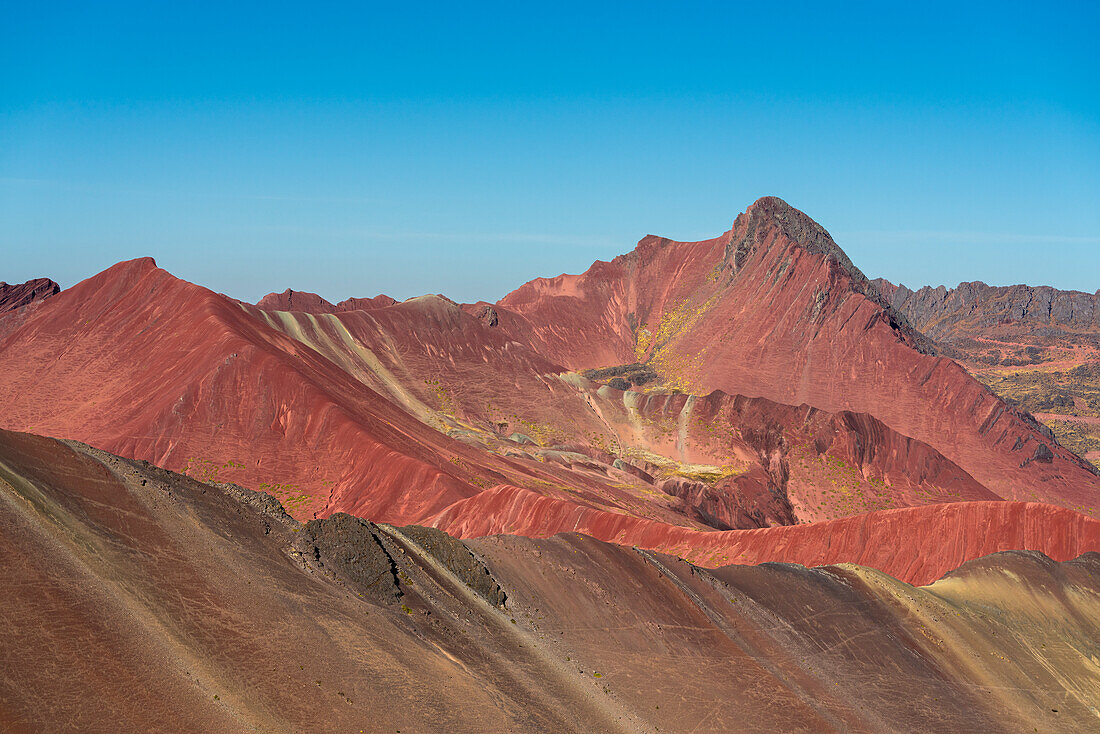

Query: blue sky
<box><xmin>3</xmin><ymin>1</ymin><xmax>1098</xmax><ymax>302</ymax></box>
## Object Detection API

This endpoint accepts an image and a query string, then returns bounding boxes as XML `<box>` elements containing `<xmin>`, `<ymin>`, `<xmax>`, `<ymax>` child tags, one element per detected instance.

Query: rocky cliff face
<box><xmin>871</xmin><ymin>278</ymin><xmax>1100</xmax><ymax>471</ymax></box>
<box><xmin>0</xmin><ymin>277</ymin><xmax>62</xmax><ymax>340</ymax></box>
<box><xmin>0</xmin><ymin>277</ymin><xmax>59</xmax><ymax>313</ymax></box>
<box><xmin>873</xmin><ymin>278</ymin><xmax>1100</xmax><ymax>338</ymax></box>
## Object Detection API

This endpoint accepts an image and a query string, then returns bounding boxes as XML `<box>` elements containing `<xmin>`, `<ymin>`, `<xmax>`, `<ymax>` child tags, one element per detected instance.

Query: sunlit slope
<box><xmin>1</xmin><ymin>427</ymin><xmax>1097</xmax><ymax>733</ymax></box>
<box><xmin>496</xmin><ymin>196</ymin><xmax>1100</xmax><ymax>512</ymax></box>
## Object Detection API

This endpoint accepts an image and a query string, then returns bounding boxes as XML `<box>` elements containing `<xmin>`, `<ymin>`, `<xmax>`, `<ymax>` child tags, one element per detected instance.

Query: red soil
<box><xmin>431</xmin><ymin>484</ymin><xmax>1099</xmax><ymax>586</ymax></box>
<box><xmin>0</xmin><ymin>258</ymin><xmax>491</xmax><ymax>522</ymax></box>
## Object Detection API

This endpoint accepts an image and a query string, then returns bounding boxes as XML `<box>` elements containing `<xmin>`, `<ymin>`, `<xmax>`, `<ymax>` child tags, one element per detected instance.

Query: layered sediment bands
<box><xmin>431</xmin><ymin>484</ymin><xmax>1100</xmax><ymax>586</ymax></box>
<box><xmin>2</xmin><ymin>428</ymin><xmax>1096</xmax><ymax>732</ymax></box>
<box><xmin>0</xmin><ymin>257</ymin><xmax>692</xmax><ymax>528</ymax></box>
<box><xmin>0</xmin><ymin>254</ymin><xmax>1001</xmax><ymax>539</ymax></box>
<box><xmin>617</xmin><ymin>390</ymin><xmax>998</xmax><ymax>521</ymax></box>
<box><xmin>0</xmin><ymin>258</ymin><xmax>491</xmax><ymax>522</ymax></box>
<box><xmin>0</xmin><ymin>198</ymin><xmax>1096</xmax><ymax>590</ymax></box>
<box><xmin>655</xmin><ymin>467</ymin><xmax>788</xmax><ymax>530</ymax></box>
<box><xmin>496</xmin><ymin>196</ymin><xmax>1099</xmax><ymax>512</ymax></box>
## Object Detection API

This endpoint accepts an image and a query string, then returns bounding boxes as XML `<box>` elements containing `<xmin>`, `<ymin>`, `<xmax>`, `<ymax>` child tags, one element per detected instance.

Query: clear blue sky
<box><xmin>3</xmin><ymin>1</ymin><xmax>1098</xmax><ymax>302</ymax></box>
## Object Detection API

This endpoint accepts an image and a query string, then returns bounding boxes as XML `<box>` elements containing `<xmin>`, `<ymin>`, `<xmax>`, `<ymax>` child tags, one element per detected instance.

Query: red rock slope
<box><xmin>255</xmin><ymin>288</ymin><xmax>397</xmax><ymax>313</ymax></box>
<box><xmin>0</xmin><ymin>198</ymin><xmax>1095</xmax><ymax>584</ymax></box>
<box><xmin>438</xmin><ymin>483</ymin><xmax>1099</xmax><ymax>586</ymax></box>
<box><xmin>495</xmin><ymin>196</ymin><xmax>1099</xmax><ymax>513</ymax></box>
<box><xmin>0</xmin><ymin>254</ymin><xmax>1002</xmax><ymax>534</ymax></box>
<box><xmin>0</xmin><ymin>258</ymin><xmax>500</xmax><ymax>523</ymax></box>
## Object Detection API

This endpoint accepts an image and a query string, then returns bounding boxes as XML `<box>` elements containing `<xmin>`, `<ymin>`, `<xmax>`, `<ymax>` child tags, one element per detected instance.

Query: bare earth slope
<box><xmin>0</xmin><ymin>258</ymin><xmax>494</xmax><ymax>523</ymax></box>
<box><xmin>2</xmin><ymin>428</ymin><xmax>1099</xmax><ymax>733</ymax></box>
<box><xmin>431</xmin><ymin>484</ymin><xmax>1099</xmax><ymax>586</ymax></box>
<box><xmin>0</xmin><ymin>253</ymin><xmax>1028</xmax><ymax>541</ymax></box>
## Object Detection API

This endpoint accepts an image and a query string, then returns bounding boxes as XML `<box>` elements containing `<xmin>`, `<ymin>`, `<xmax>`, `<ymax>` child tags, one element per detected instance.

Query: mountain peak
<box><xmin>69</xmin><ymin>257</ymin><xmax>163</xmax><ymax>296</ymax></box>
<box><xmin>725</xmin><ymin>197</ymin><xmax>935</xmax><ymax>355</ymax></box>
<box><xmin>118</xmin><ymin>256</ymin><xmax>159</xmax><ymax>273</ymax></box>
<box><xmin>256</xmin><ymin>288</ymin><xmax>337</xmax><ymax>314</ymax></box>
<box><xmin>729</xmin><ymin>196</ymin><xmax>859</xmax><ymax>278</ymax></box>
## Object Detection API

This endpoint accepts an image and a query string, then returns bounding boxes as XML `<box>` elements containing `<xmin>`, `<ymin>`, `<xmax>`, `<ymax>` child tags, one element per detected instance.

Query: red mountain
<box><xmin>255</xmin><ymin>288</ymin><xmax>398</xmax><ymax>313</ymax></box>
<box><xmin>0</xmin><ymin>197</ymin><xmax>1096</xmax><ymax>585</ymax></box>
<box><xmin>0</xmin><ymin>256</ymin><xmax>988</xmax><ymax>535</ymax></box>
<box><xmin>494</xmin><ymin>196</ymin><xmax>1099</xmax><ymax>511</ymax></box>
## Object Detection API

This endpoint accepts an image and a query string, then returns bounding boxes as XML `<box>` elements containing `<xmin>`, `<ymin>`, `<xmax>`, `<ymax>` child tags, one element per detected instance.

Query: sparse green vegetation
<box><xmin>976</xmin><ymin>362</ymin><xmax>1100</xmax><ymax>467</ymax></box>
<box><xmin>1042</xmin><ymin>420</ymin><xmax>1100</xmax><ymax>462</ymax></box>
<box><xmin>424</xmin><ymin>378</ymin><xmax>457</xmax><ymax>414</ymax></box>
<box><xmin>977</xmin><ymin>363</ymin><xmax>1100</xmax><ymax>418</ymax></box>
<box><xmin>183</xmin><ymin>456</ymin><xmax>244</xmax><ymax>482</ymax></box>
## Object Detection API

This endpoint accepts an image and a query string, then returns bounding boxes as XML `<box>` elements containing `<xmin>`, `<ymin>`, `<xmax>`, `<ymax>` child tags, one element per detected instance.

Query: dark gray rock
<box><xmin>396</xmin><ymin>525</ymin><xmax>507</xmax><ymax>606</ymax></box>
<box><xmin>293</xmin><ymin>513</ymin><xmax>401</xmax><ymax>602</ymax></box>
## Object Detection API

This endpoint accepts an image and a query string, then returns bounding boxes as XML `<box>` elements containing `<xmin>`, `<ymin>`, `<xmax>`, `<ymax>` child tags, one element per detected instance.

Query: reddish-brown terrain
<box><xmin>0</xmin><ymin>197</ymin><xmax>1096</xmax><ymax>590</ymax></box>
<box><xmin>0</xmin><ymin>277</ymin><xmax>60</xmax><ymax>340</ymax></box>
<box><xmin>255</xmin><ymin>288</ymin><xmax>398</xmax><ymax>313</ymax></box>
<box><xmin>2</xmin><ymin>427</ymin><xmax>1099</xmax><ymax>732</ymax></box>
<box><xmin>0</xmin><ymin>277</ymin><xmax>59</xmax><ymax>313</ymax></box>
<box><xmin>430</xmin><ymin>486</ymin><xmax>1099</xmax><ymax>586</ymax></box>
<box><xmin>3</xmin><ymin>196</ymin><xmax>1100</xmax><ymax>731</ymax></box>
<box><xmin>873</xmin><ymin>277</ymin><xmax>1100</xmax><ymax>471</ymax></box>
<box><xmin>493</xmin><ymin>197</ymin><xmax>1098</xmax><ymax>510</ymax></box>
